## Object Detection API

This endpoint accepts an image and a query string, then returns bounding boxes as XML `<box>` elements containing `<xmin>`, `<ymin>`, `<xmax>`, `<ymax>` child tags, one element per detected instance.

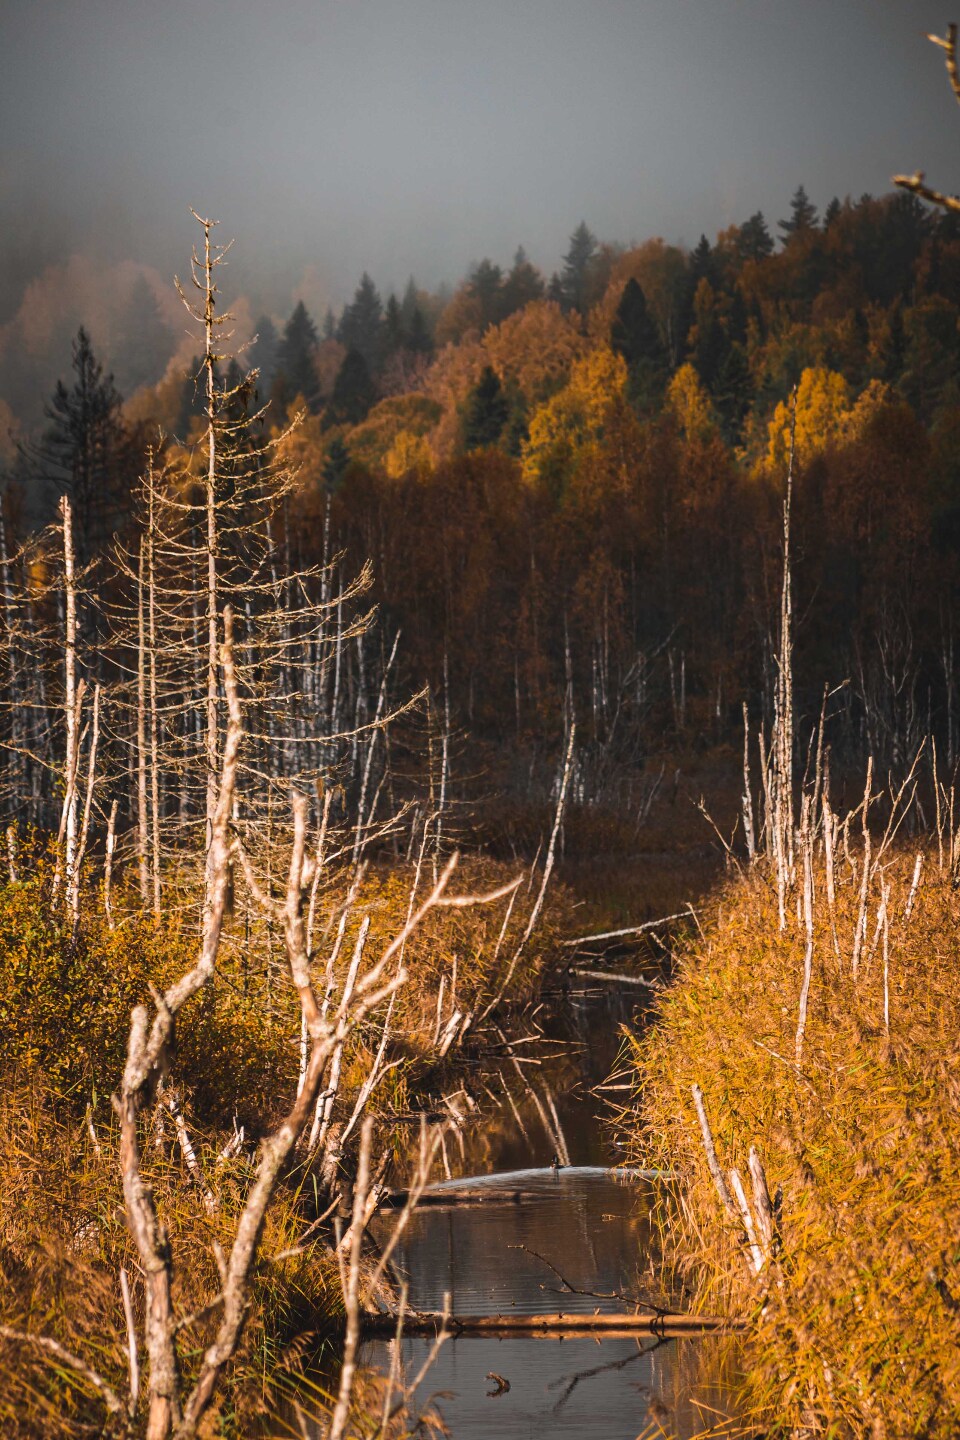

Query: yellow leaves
<box><xmin>521</xmin><ymin>346</ymin><xmax>628</xmax><ymax>487</ymax></box>
<box><xmin>384</xmin><ymin>428</ymin><xmax>431</xmax><ymax>478</ymax></box>
<box><xmin>346</xmin><ymin>393</ymin><xmax>441</xmax><ymax>473</ymax></box>
<box><xmin>766</xmin><ymin>365</ymin><xmax>851</xmax><ymax>471</ymax></box>
<box><xmin>483</xmin><ymin>300</ymin><xmax>588</xmax><ymax>408</ymax></box>
<box><xmin>666</xmin><ymin>363</ymin><xmax>716</xmax><ymax>442</ymax></box>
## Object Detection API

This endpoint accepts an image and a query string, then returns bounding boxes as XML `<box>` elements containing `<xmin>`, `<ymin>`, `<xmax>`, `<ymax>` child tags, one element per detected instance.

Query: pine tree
<box><xmin>339</xmin><ymin>273</ymin><xmax>384</xmax><ymax>370</ymax></box>
<box><xmin>247</xmin><ymin>314</ymin><xmax>278</xmax><ymax>398</ymax></box>
<box><xmin>32</xmin><ymin>327</ymin><xmax>126</xmax><ymax>566</ymax></box>
<box><xmin>115</xmin><ymin>274</ymin><xmax>174</xmax><ymax>395</ymax></box>
<box><xmin>467</xmin><ymin>259</ymin><xmax>504</xmax><ymax>331</ymax></box>
<box><xmin>322</xmin><ymin>435</ymin><xmax>351</xmax><ymax>490</ymax></box>
<box><xmin>501</xmin><ymin>246</ymin><xmax>544</xmax><ymax>317</ymax></box>
<box><xmin>328</xmin><ymin>348</ymin><xmax>375</xmax><ymax>425</ymax></box>
<box><xmin>560</xmin><ymin>222</ymin><xmax>598</xmax><ymax>315</ymax></box>
<box><xmin>611</xmin><ymin>280</ymin><xmax>666</xmax><ymax>370</ymax></box>
<box><xmin>461</xmin><ymin>366</ymin><xmax>509</xmax><ymax>450</ymax></box>
<box><xmin>780</xmin><ymin>185</ymin><xmax>820</xmax><ymax>240</ymax></box>
<box><xmin>275</xmin><ymin>301</ymin><xmax>321</xmax><ymax>411</ymax></box>
<box><xmin>690</xmin><ymin>235</ymin><xmax>715</xmax><ymax>286</ymax></box>
<box><xmin>409</xmin><ymin>308</ymin><xmax>432</xmax><ymax>355</ymax></box>
<box><xmin>823</xmin><ymin>196</ymin><xmax>843</xmax><ymax>230</ymax></box>
<box><xmin>737</xmin><ymin>211</ymin><xmax>774</xmax><ymax>263</ymax></box>
<box><xmin>384</xmin><ymin>294</ymin><xmax>405</xmax><ymax>354</ymax></box>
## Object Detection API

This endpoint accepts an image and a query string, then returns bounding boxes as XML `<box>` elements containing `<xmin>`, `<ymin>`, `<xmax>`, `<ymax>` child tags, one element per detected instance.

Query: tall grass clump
<box><xmin>623</xmin><ymin>831</ymin><xmax>960</xmax><ymax>1437</ymax></box>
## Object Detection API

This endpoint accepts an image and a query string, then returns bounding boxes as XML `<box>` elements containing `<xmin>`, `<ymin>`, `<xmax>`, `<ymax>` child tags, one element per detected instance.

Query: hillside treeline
<box><xmin>7</xmin><ymin>187</ymin><xmax>960</xmax><ymax>781</ymax></box>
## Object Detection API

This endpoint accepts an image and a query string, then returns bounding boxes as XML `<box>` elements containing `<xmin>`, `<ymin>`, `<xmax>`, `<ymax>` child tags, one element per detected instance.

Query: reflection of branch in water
<box><xmin>547</xmin><ymin>1337</ymin><xmax>667</xmax><ymax>1413</ymax></box>
<box><xmin>507</xmin><ymin>1243</ymin><xmax>659</xmax><ymax>1309</ymax></box>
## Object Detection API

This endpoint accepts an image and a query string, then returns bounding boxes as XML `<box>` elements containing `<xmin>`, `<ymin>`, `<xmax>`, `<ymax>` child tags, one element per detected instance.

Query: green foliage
<box><xmin>460</xmin><ymin>365</ymin><xmax>509</xmax><ymax>450</ymax></box>
<box><xmin>274</xmin><ymin>300</ymin><xmax>321</xmax><ymax>413</ymax></box>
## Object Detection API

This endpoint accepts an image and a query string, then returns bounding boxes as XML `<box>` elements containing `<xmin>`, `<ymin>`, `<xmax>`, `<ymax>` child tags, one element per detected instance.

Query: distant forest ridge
<box><xmin>4</xmin><ymin>183</ymin><xmax>960</xmax><ymax>769</ymax></box>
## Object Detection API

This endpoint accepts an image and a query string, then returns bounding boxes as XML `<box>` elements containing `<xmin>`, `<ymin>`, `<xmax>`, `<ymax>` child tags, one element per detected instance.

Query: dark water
<box><xmin>353</xmin><ymin>984</ymin><xmax>742</xmax><ymax>1439</ymax></box>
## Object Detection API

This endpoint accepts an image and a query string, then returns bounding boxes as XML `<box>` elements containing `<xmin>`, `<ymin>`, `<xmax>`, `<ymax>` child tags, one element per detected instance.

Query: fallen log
<box><xmin>362</xmin><ymin>1309</ymin><xmax>741</xmax><ymax>1337</ymax></box>
<box><xmin>377</xmin><ymin>1185</ymin><xmax>545</xmax><ymax>1209</ymax></box>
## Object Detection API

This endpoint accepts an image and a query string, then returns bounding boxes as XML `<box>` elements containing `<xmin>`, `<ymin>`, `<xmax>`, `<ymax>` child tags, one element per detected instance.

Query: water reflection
<box><xmin>360</xmin><ymin>1167</ymin><xmax>739</xmax><ymax>1439</ymax></box>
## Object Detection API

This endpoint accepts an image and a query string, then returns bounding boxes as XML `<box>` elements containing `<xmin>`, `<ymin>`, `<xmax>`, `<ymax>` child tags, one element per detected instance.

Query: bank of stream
<box><xmin>349</xmin><ymin>976</ymin><xmax>744</xmax><ymax>1439</ymax></box>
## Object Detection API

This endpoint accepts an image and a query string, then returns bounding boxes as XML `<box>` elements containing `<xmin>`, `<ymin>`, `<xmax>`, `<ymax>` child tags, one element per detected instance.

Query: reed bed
<box><xmin>624</xmin><ymin>840</ymin><xmax>960</xmax><ymax>1438</ymax></box>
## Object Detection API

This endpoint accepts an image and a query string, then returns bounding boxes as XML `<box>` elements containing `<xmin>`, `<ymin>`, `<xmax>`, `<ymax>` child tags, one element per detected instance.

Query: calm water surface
<box><xmin>354</xmin><ymin>985</ymin><xmax>742</xmax><ymax>1439</ymax></box>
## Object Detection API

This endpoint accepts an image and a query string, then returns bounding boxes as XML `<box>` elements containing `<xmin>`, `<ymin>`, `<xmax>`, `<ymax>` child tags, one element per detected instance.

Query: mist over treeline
<box><xmin>5</xmin><ymin>184</ymin><xmax>960</xmax><ymax>774</ymax></box>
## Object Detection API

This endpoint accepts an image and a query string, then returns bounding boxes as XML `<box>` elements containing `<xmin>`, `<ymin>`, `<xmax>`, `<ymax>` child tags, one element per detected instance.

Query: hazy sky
<box><xmin>2</xmin><ymin>0</ymin><xmax>960</xmax><ymax>315</ymax></box>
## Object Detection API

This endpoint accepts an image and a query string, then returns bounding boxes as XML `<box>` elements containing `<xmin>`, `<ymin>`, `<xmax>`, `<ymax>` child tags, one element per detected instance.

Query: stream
<box><xmin>354</xmin><ymin>980</ymin><xmax>741</xmax><ymax>1440</ymax></box>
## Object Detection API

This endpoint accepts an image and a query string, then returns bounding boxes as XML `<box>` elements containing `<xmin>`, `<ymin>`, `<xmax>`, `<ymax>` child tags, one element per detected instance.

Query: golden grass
<box><xmin>0</xmin><ymin>851</ymin><xmax>573</xmax><ymax>1434</ymax></box>
<box><xmin>623</xmin><ymin>846</ymin><xmax>960</xmax><ymax>1437</ymax></box>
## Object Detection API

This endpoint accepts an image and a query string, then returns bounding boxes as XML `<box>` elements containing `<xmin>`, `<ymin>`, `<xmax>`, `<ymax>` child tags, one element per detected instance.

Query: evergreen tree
<box><xmin>247</xmin><ymin>314</ymin><xmax>278</xmax><ymax>399</ymax></box>
<box><xmin>611</xmin><ymin>280</ymin><xmax>668</xmax><ymax>407</ymax></box>
<box><xmin>690</xmin><ymin>235</ymin><xmax>715</xmax><ymax>286</ymax></box>
<box><xmin>328</xmin><ymin>348</ymin><xmax>375</xmax><ymax>425</ymax></box>
<box><xmin>780</xmin><ymin>185</ymin><xmax>820</xmax><ymax>240</ymax></box>
<box><xmin>407</xmin><ymin>307</ymin><xmax>432</xmax><ymax>355</ymax></box>
<box><xmin>399</xmin><ymin>278</ymin><xmax>420</xmax><ymax>330</ymax></box>
<box><xmin>737</xmin><ymin>212</ymin><xmax>774</xmax><ymax>263</ymax></box>
<box><xmin>501</xmin><ymin>246</ymin><xmax>544</xmax><ymax>317</ymax></box>
<box><xmin>713</xmin><ymin>343</ymin><xmax>753</xmax><ymax>442</ymax></box>
<box><xmin>399</xmin><ymin>279</ymin><xmax>433</xmax><ymax>354</ymax></box>
<box><xmin>32</xmin><ymin>327</ymin><xmax>126</xmax><ymax>565</ymax></box>
<box><xmin>322</xmin><ymin>307</ymin><xmax>337</xmax><ymax>342</ymax></box>
<box><xmin>467</xmin><ymin>259</ymin><xmax>504</xmax><ymax>331</ymax></box>
<box><xmin>823</xmin><ymin>196</ymin><xmax>843</xmax><ymax>230</ymax></box>
<box><xmin>461</xmin><ymin>366</ymin><xmax>509</xmax><ymax>450</ymax></box>
<box><xmin>560</xmin><ymin>222</ymin><xmax>598</xmax><ymax>315</ymax></box>
<box><xmin>384</xmin><ymin>294</ymin><xmax>405</xmax><ymax>354</ymax></box>
<box><xmin>115</xmin><ymin>274</ymin><xmax>173</xmax><ymax>395</ymax></box>
<box><xmin>611</xmin><ymin>279</ymin><xmax>666</xmax><ymax>370</ymax></box>
<box><xmin>339</xmin><ymin>273</ymin><xmax>384</xmax><ymax>370</ymax></box>
<box><xmin>322</xmin><ymin>434</ymin><xmax>351</xmax><ymax>490</ymax></box>
<box><xmin>275</xmin><ymin>301</ymin><xmax>321</xmax><ymax>411</ymax></box>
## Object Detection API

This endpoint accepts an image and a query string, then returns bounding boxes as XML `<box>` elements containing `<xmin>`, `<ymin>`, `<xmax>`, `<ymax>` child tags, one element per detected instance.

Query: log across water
<box><xmin>363</xmin><ymin>1309</ymin><xmax>740</xmax><ymax>1338</ymax></box>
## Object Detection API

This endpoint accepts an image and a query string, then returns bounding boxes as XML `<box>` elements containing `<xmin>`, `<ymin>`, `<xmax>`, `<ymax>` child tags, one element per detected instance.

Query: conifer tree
<box><xmin>329</xmin><ymin>348</ymin><xmax>376</xmax><ymax>425</ymax></box>
<box><xmin>737</xmin><ymin>211</ymin><xmax>774</xmax><ymax>262</ymax></box>
<box><xmin>611</xmin><ymin>279</ymin><xmax>666</xmax><ymax>371</ymax></box>
<box><xmin>560</xmin><ymin>222</ymin><xmax>599</xmax><ymax>315</ymax></box>
<box><xmin>247</xmin><ymin>314</ymin><xmax>278</xmax><ymax>397</ymax></box>
<box><xmin>461</xmin><ymin>365</ymin><xmax>509</xmax><ymax>450</ymax></box>
<box><xmin>31</xmin><ymin>327</ymin><xmax>125</xmax><ymax>568</ymax></box>
<box><xmin>780</xmin><ymin>185</ymin><xmax>820</xmax><ymax>240</ymax></box>
<box><xmin>275</xmin><ymin>300</ymin><xmax>321</xmax><ymax>411</ymax></box>
<box><xmin>339</xmin><ymin>273</ymin><xmax>384</xmax><ymax>370</ymax></box>
<box><xmin>115</xmin><ymin>274</ymin><xmax>174</xmax><ymax>395</ymax></box>
<box><xmin>502</xmin><ymin>246</ymin><xmax>544</xmax><ymax>317</ymax></box>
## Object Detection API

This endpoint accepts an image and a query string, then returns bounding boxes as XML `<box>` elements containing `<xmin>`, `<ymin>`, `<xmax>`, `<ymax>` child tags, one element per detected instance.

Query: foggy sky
<box><xmin>2</xmin><ymin>0</ymin><xmax>959</xmax><ymax>318</ymax></box>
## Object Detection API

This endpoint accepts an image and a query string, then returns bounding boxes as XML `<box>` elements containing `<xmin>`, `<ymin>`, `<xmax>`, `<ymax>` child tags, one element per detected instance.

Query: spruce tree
<box><xmin>611</xmin><ymin>280</ymin><xmax>666</xmax><ymax>370</ymax></box>
<box><xmin>328</xmin><ymin>348</ymin><xmax>375</xmax><ymax>425</ymax></box>
<box><xmin>467</xmin><ymin>259</ymin><xmax>504</xmax><ymax>331</ymax></box>
<box><xmin>560</xmin><ymin>222</ymin><xmax>598</xmax><ymax>315</ymax></box>
<box><xmin>115</xmin><ymin>274</ymin><xmax>173</xmax><ymax>395</ymax></box>
<box><xmin>339</xmin><ymin>273</ymin><xmax>384</xmax><ymax>371</ymax></box>
<box><xmin>322</xmin><ymin>434</ymin><xmax>351</xmax><ymax>490</ymax></box>
<box><xmin>502</xmin><ymin>246</ymin><xmax>544</xmax><ymax>317</ymax></box>
<box><xmin>247</xmin><ymin>314</ymin><xmax>278</xmax><ymax>398</ymax></box>
<box><xmin>779</xmin><ymin>185</ymin><xmax>820</xmax><ymax>240</ymax></box>
<box><xmin>33</xmin><ymin>327</ymin><xmax>126</xmax><ymax>566</ymax></box>
<box><xmin>275</xmin><ymin>301</ymin><xmax>321</xmax><ymax>411</ymax></box>
<box><xmin>737</xmin><ymin>212</ymin><xmax>774</xmax><ymax>263</ymax></box>
<box><xmin>461</xmin><ymin>366</ymin><xmax>509</xmax><ymax>450</ymax></box>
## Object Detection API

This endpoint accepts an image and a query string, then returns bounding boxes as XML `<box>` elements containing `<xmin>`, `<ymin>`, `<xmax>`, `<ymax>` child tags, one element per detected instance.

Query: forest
<box><xmin>1</xmin><ymin>108</ymin><xmax>960</xmax><ymax>1440</ymax></box>
<box><xmin>6</xmin><ymin>179</ymin><xmax>960</xmax><ymax>794</ymax></box>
